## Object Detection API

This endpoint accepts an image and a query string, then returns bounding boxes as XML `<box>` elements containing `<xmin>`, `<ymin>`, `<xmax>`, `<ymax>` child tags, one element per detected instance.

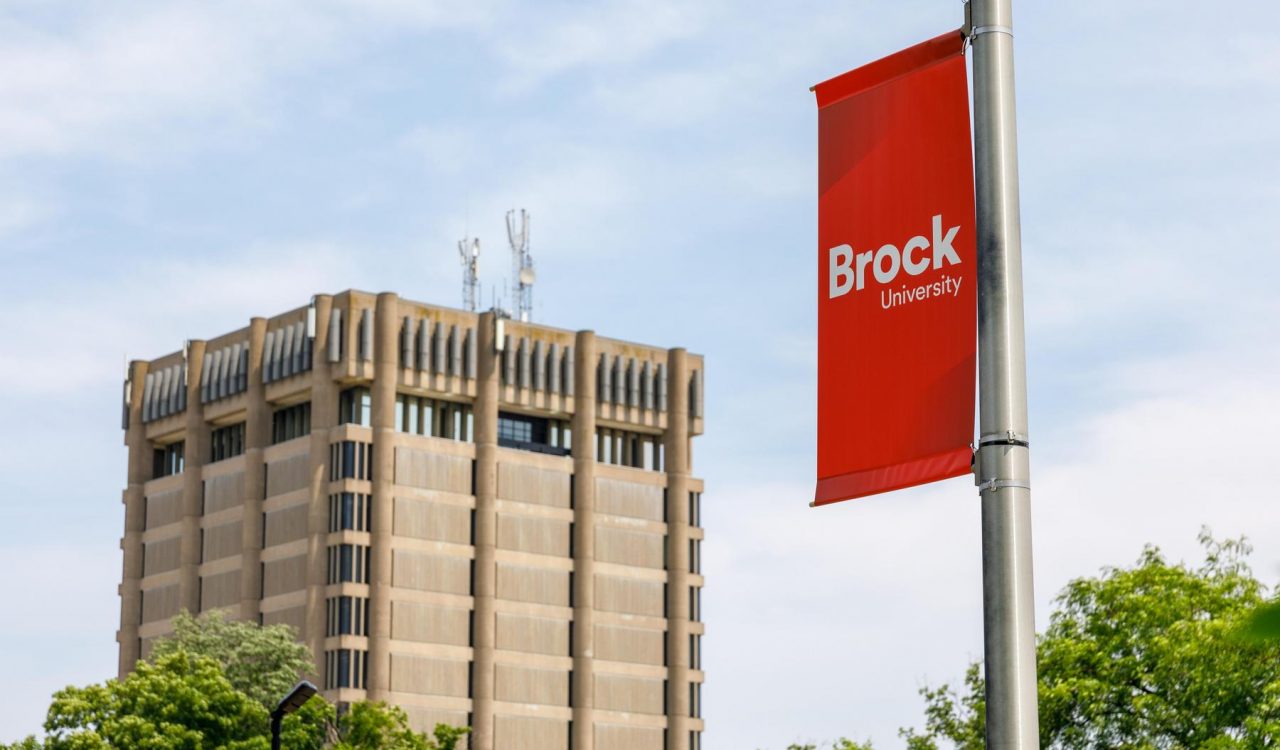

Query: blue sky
<box><xmin>2</xmin><ymin>1</ymin><xmax>1279</xmax><ymax>746</ymax></box>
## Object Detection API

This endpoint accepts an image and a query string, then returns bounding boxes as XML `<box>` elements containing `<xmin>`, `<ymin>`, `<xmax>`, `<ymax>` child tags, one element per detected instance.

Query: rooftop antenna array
<box><xmin>507</xmin><ymin>209</ymin><xmax>535</xmax><ymax>322</ymax></box>
<box><xmin>458</xmin><ymin>236</ymin><xmax>480</xmax><ymax>312</ymax></box>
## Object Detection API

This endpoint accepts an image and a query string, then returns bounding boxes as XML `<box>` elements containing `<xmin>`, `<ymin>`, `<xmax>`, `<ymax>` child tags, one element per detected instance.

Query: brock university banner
<box><xmin>813</xmin><ymin>31</ymin><xmax>976</xmax><ymax>506</ymax></box>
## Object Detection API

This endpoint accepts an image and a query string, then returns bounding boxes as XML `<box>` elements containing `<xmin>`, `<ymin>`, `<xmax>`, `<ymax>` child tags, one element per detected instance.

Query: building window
<box><xmin>498</xmin><ymin>411</ymin><xmax>570</xmax><ymax>456</ymax></box>
<box><xmin>690</xmin><ymin>731</ymin><xmax>702</xmax><ymax>750</ymax></box>
<box><xmin>689</xmin><ymin>492</ymin><xmax>702</xmax><ymax>527</ymax></box>
<box><xmin>272</xmin><ymin>402</ymin><xmax>311</xmax><ymax>444</ymax></box>
<box><xmin>593</xmin><ymin>428</ymin><xmax>661</xmax><ymax>470</ymax></box>
<box><xmin>690</xmin><ymin>682</ymin><xmax>702</xmax><ymax>719</ymax></box>
<box><xmin>153</xmin><ymin>441</ymin><xmax>185</xmax><ymax>478</ymax></box>
<box><xmin>689</xmin><ymin>586</ymin><xmax>701</xmax><ymax>622</ymax></box>
<box><xmin>209</xmin><ymin>423</ymin><xmax>245</xmax><ymax>463</ymax></box>
<box><xmin>396</xmin><ymin>394</ymin><xmax>474</xmax><ymax>442</ymax></box>
<box><xmin>689</xmin><ymin>538</ymin><xmax>701</xmax><ymax>574</ymax></box>
<box><xmin>329</xmin><ymin>493</ymin><xmax>371</xmax><ymax>532</ymax></box>
<box><xmin>324</xmin><ymin>649</ymin><xmax>367</xmax><ymax>689</ymax></box>
<box><xmin>690</xmin><ymin>633</ymin><xmax>701</xmax><ymax>670</ymax></box>
<box><xmin>338</xmin><ymin>387</ymin><xmax>371</xmax><ymax>427</ymax></box>
<box><xmin>330</xmin><ymin>441</ymin><xmax>372</xmax><ymax>481</ymax></box>
<box><xmin>326</xmin><ymin>596</ymin><xmax>369</xmax><ymax>636</ymax></box>
<box><xmin>327</xmin><ymin>544</ymin><xmax>370</xmax><ymax>584</ymax></box>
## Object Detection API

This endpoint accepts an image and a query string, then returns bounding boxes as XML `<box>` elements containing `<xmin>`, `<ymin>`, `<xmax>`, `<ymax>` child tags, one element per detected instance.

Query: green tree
<box><xmin>150</xmin><ymin>609</ymin><xmax>313</xmax><ymax>709</ymax></box>
<box><xmin>333</xmin><ymin>702</ymin><xmax>468</xmax><ymax>750</ymax></box>
<box><xmin>40</xmin><ymin>649</ymin><xmax>271</xmax><ymax>750</ymax></box>
<box><xmin>902</xmin><ymin>533</ymin><xmax>1280</xmax><ymax>749</ymax></box>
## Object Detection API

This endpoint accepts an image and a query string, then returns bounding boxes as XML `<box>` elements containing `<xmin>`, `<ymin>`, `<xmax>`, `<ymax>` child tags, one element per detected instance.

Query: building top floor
<box><xmin>126</xmin><ymin>290</ymin><xmax>705</xmax><ymax>446</ymax></box>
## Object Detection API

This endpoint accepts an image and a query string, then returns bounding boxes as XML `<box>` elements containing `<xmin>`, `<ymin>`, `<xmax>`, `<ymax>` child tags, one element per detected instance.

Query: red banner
<box><xmin>813</xmin><ymin>31</ymin><xmax>976</xmax><ymax>506</ymax></box>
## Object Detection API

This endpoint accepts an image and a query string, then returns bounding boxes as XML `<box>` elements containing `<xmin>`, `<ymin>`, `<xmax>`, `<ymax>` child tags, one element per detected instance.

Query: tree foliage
<box><xmin>2</xmin><ymin>611</ymin><xmax>469</xmax><ymax>750</ymax></box>
<box><xmin>39</xmin><ymin>650</ymin><xmax>271</xmax><ymax>750</ymax></box>
<box><xmin>150</xmin><ymin>610</ymin><xmax>314</xmax><ymax>709</ymax></box>
<box><xmin>902</xmin><ymin>533</ymin><xmax>1280</xmax><ymax>750</ymax></box>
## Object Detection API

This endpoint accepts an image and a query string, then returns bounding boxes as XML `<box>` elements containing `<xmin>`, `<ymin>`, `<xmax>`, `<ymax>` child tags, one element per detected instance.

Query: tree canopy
<box><xmin>150</xmin><ymin>610</ymin><xmax>314</xmax><ymax>710</ymax></box>
<box><xmin>901</xmin><ymin>533</ymin><xmax>1280</xmax><ymax>750</ymax></box>
<box><xmin>2</xmin><ymin>612</ymin><xmax>468</xmax><ymax>750</ymax></box>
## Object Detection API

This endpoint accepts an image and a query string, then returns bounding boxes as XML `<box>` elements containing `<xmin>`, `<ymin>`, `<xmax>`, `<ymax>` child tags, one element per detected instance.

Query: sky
<box><xmin>2</xmin><ymin>0</ymin><xmax>1279</xmax><ymax>746</ymax></box>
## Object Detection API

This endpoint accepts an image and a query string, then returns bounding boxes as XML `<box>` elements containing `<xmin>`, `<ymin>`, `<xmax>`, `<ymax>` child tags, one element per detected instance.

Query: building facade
<box><xmin>117</xmin><ymin>290</ymin><xmax>706</xmax><ymax>750</ymax></box>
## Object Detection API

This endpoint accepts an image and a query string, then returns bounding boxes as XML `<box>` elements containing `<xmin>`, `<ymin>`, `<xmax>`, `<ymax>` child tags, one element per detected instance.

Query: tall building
<box><xmin>117</xmin><ymin>290</ymin><xmax>706</xmax><ymax>750</ymax></box>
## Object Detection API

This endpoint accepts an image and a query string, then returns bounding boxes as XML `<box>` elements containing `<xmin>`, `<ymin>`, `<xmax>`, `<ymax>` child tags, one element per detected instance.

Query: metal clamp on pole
<box><xmin>979</xmin><ymin>430</ymin><xmax>1030</xmax><ymax>447</ymax></box>
<box><xmin>971</xmin><ymin>24</ymin><xmax>1014</xmax><ymax>38</ymax></box>
<box><xmin>977</xmin><ymin>478</ymin><xmax>1031</xmax><ymax>493</ymax></box>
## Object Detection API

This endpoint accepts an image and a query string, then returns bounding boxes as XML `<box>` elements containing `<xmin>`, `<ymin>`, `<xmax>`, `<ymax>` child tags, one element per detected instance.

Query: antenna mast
<box><xmin>458</xmin><ymin>236</ymin><xmax>480</xmax><ymax>312</ymax></box>
<box><xmin>507</xmin><ymin>209</ymin><xmax>535</xmax><ymax>322</ymax></box>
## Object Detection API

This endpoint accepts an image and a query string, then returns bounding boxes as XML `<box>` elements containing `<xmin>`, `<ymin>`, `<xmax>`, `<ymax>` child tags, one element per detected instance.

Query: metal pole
<box><xmin>270</xmin><ymin>713</ymin><xmax>282</xmax><ymax>750</ymax></box>
<box><xmin>970</xmin><ymin>0</ymin><xmax>1039</xmax><ymax>748</ymax></box>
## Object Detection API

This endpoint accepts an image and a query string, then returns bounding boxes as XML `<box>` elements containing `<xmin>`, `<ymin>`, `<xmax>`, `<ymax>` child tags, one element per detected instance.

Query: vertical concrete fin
<box><xmin>328</xmin><ymin>309</ymin><xmax>343</xmax><ymax>364</ymax></box>
<box><xmin>417</xmin><ymin>319</ymin><xmax>431</xmax><ymax>371</ymax></box>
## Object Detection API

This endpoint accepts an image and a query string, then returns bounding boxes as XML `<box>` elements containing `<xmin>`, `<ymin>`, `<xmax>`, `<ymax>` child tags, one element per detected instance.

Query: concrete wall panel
<box><xmin>495</xmin><ymin>664</ymin><xmax>568</xmax><ymax>706</ymax></box>
<box><xmin>594</xmin><ymin>723</ymin><xmax>664</xmax><ymax>750</ymax></box>
<box><xmin>395</xmin><ymin>447</ymin><xmax>471</xmax><ymax>494</ymax></box>
<box><xmin>495</xmin><ymin>715</ymin><xmax>567</xmax><ymax>750</ymax></box>
<box><xmin>497</xmin><ymin>513</ymin><xmax>569</xmax><ymax>558</ymax></box>
<box><xmin>595</xmin><ymin>575</ymin><xmax>664</xmax><ymax>617</ymax></box>
<box><xmin>266</xmin><ymin>453</ymin><xmax>310</xmax><ymax>497</ymax></box>
<box><xmin>392</xmin><ymin>550</ymin><xmax>471</xmax><ymax>595</ymax></box>
<box><xmin>203</xmin><ymin>472</ymin><xmax>244</xmax><ymax>515</ymax></box>
<box><xmin>393</xmin><ymin>497</ymin><xmax>470</xmax><ymax>544</ymax></box>
<box><xmin>496</xmin><ymin>613</ymin><xmax>568</xmax><ymax>656</ymax></box>
<box><xmin>595</xmin><ymin>478</ymin><xmax>664</xmax><ymax>521</ymax></box>
<box><xmin>595</xmin><ymin>526</ymin><xmax>664</xmax><ymax>569</ymax></box>
<box><xmin>143</xmin><ymin>537</ymin><xmax>181</xmax><ymax>576</ymax></box>
<box><xmin>264</xmin><ymin>504</ymin><xmax>308</xmax><ymax>547</ymax></box>
<box><xmin>496</xmin><ymin>463</ymin><xmax>570</xmax><ymax>508</ymax></box>
<box><xmin>595</xmin><ymin>624</ymin><xmax>664</xmax><ymax>665</ymax></box>
<box><xmin>496</xmin><ymin>564</ymin><xmax>568</xmax><ymax>606</ymax></box>
<box><xmin>262</xmin><ymin>605</ymin><xmax>306</xmax><ymax>632</ymax></box>
<box><xmin>145</xmin><ymin>490</ymin><xmax>183</xmax><ymax>529</ymax></box>
<box><xmin>200</xmin><ymin>570</ymin><xmax>240</xmax><ymax>611</ymax></box>
<box><xmin>141</xmin><ymin>583</ymin><xmax>181</xmax><ymax>623</ymax></box>
<box><xmin>202</xmin><ymin>521</ymin><xmax>243</xmax><ymax>563</ymax></box>
<box><xmin>390</xmin><ymin>654</ymin><xmax>469</xmax><ymax>697</ymax></box>
<box><xmin>594</xmin><ymin>673</ymin><xmax>665</xmax><ymax>715</ymax></box>
<box><xmin>391</xmin><ymin>601</ymin><xmax>470</xmax><ymax>645</ymax></box>
<box><xmin>262</xmin><ymin>554</ymin><xmax>307</xmax><ymax>598</ymax></box>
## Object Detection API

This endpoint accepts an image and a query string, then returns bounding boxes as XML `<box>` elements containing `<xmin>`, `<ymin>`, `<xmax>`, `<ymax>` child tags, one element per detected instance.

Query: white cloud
<box><xmin>1</xmin><ymin>242</ymin><xmax>361</xmax><ymax>395</ymax></box>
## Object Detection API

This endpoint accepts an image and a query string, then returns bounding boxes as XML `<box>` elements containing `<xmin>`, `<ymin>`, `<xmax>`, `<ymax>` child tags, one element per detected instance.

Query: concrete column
<box><xmin>240</xmin><ymin>318</ymin><xmax>269</xmax><ymax>620</ymax></box>
<box><xmin>367</xmin><ymin>294</ymin><xmax>399</xmax><ymax>698</ymax></box>
<box><xmin>118</xmin><ymin>359</ymin><xmax>150</xmax><ymax>676</ymax></box>
<box><xmin>306</xmin><ymin>295</ymin><xmax>336</xmax><ymax>673</ymax></box>
<box><xmin>471</xmin><ymin>312</ymin><xmax>500</xmax><ymax>750</ymax></box>
<box><xmin>179</xmin><ymin>340</ymin><xmax>208</xmax><ymax>615</ymax></box>
<box><xmin>571</xmin><ymin>331</ymin><xmax>598</xmax><ymax>750</ymax></box>
<box><xmin>664</xmin><ymin>349</ymin><xmax>692</xmax><ymax>750</ymax></box>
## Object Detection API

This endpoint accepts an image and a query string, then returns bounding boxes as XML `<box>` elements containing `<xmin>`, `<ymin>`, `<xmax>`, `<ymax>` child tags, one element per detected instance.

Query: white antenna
<box><xmin>506</xmin><ymin>209</ymin><xmax>535</xmax><ymax>322</ymax></box>
<box><xmin>458</xmin><ymin>236</ymin><xmax>481</xmax><ymax>312</ymax></box>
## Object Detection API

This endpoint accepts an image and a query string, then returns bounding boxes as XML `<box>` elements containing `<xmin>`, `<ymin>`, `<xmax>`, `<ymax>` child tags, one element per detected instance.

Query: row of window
<box><xmin>397</xmin><ymin>394</ymin><xmax>474</xmax><ymax>442</ymax></box>
<box><xmin>324</xmin><ymin>648</ymin><xmax>368</xmax><ymax>690</ymax></box>
<box><xmin>329</xmin><ymin>441</ymin><xmax>373</xmax><ymax>481</ymax></box>
<box><xmin>153</xmin><ymin>442</ymin><xmax>185</xmax><ymax>478</ymax></box>
<box><xmin>327</xmin><ymin>544</ymin><xmax>371</xmax><ymax>584</ymax></box>
<box><xmin>326</xmin><ymin>595</ymin><xmax>369</xmax><ymax>637</ymax></box>
<box><xmin>497</xmin><ymin>412</ymin><xmax>571</xmax><ymax>456</ymax></box>
<box><xmin>272</xmin><ymin>402</ymin><xmax>311</xmax><ymax>444</ymax></box>
<box><xmin>596</xmin><ymin>428</ymin><xmax>663</xmax><ymax>471</ymax></box>
<box><xmin>329</xmin><ymin>492</ymin><xmax>372</xmax><ymax>532</ymax></box>
<box><xmin>210</xmin><ymin>423</ymin><xmax>245</xmax><ymax>463</ymax></box>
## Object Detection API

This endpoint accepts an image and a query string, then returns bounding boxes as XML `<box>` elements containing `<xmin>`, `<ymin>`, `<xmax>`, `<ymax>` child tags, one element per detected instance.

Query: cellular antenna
<box><xmin>507</xmin><ymin>209</ymin><xmax>535</xmax><ymax>322</ymax></box>
<box><xmin>458</xmin><ymin>236</ymin><xmax>480</xmax><ymax>312</ymax></box>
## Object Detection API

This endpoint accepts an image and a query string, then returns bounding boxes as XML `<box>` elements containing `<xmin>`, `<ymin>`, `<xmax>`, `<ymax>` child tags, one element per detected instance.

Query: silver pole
<box><xmin>970</xmin><ymin>0</ymin><xmax>1039</xmax><ymax>748</ymax></box>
